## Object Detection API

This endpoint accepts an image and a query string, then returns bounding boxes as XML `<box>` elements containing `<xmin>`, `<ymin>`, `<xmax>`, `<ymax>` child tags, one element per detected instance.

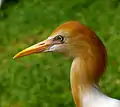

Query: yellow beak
<box><xmin>13</xmin><ymin>39</ymin><xmax>52</xmax><ymax>59</ymax></box>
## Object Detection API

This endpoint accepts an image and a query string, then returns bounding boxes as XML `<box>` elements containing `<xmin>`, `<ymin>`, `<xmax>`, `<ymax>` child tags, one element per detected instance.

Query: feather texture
<box><xmin>82</xmin><ymin>85</ymin><xmax>120</xmax><ymax>107</ymax></box>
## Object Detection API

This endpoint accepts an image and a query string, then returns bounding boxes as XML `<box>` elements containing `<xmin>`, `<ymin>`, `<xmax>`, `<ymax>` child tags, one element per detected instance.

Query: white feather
<box><xmin>47</xmin><ymin>45</ymin><xmax>61</xmax><ymax>52</ymax></box>
<box><xmin>0</xmin><ymin>0</ymin><xmax>3</xmax><ymax>7</ymax></box>
<box><xmin>81</xmin><ymin>86</ymin><xmax>120</xmax><ymax>107</ymax></box>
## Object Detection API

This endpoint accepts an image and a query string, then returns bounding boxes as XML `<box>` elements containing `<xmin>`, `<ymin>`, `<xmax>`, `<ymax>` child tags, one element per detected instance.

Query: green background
<box><xmin>0</xmin><ymin>0</ymin><xmax>120</xmax><ymax>107</ymax></box>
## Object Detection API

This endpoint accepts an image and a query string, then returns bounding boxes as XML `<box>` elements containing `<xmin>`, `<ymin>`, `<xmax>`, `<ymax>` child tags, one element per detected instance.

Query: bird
<box><xmin>13</xmin><ymin>21</ymin><xmax>120</xmax><ymax>107</ymax></box>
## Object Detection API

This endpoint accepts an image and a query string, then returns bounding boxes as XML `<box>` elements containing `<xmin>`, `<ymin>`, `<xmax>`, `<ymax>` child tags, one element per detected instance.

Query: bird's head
<box><xmin>14</xmin><ymin>21</ymin><xmax>106</xmax><ymax>64</ymax></box>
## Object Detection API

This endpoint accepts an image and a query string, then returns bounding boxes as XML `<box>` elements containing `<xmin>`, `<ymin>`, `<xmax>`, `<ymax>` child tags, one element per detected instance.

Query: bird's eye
<box><xmin>53</xmin><ymin>35</ymin><xmax>64</xmax><ymax>42</ymax></box>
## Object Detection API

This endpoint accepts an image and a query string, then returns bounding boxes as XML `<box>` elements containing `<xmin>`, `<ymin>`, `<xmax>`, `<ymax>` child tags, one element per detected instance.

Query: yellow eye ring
<box><xmin>54</xmin><ymin>35</ymin><xmax>64</xmax><ymax>42</ymax></box>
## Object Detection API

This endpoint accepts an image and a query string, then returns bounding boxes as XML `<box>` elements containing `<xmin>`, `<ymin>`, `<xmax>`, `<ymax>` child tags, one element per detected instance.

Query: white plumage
<box><xmin>82</xmin><ymin>85</ymin><xmax>120</xmax><ymax>107</ymax></box>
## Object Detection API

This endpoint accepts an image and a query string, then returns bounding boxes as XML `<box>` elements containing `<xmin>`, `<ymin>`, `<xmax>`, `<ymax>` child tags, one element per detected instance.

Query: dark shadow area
<box><xmin>0</xmin><ymin>0</ymin><xmax>19</xmax><ymax>19</ymax></box>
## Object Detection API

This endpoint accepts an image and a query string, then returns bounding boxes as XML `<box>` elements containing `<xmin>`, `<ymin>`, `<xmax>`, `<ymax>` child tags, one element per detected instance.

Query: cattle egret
<box><xmin>13</xmin><ymin>21</ymin><xmax>120</xmax><ymax>107</ymax></box>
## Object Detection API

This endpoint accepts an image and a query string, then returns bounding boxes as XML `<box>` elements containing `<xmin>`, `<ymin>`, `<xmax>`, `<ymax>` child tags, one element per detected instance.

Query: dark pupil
<box><xmin>54</xmin><ymin>35</ymin><xmax>64</xmax><ymax>41</ymax></box>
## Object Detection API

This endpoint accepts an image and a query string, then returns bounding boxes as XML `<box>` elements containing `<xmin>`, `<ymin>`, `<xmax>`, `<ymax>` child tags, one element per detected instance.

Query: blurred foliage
<box><xmin>0</xmin><ymin>0</ymin><xmax>120</xmax><ymax>107</ymax></box>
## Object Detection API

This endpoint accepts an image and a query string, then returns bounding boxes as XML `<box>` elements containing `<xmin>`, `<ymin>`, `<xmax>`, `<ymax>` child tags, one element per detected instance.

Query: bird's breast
<box><xmin>81</xmin><ymin>85</ymin><xmax>120</xmax><ymax>107</ymax></box>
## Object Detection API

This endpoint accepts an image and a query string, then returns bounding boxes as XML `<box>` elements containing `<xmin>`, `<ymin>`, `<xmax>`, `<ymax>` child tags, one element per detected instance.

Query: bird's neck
<box><xmin>70</xmin><ymin>56</ymin><xmax>105</xmax><ymax>107</ymax></box>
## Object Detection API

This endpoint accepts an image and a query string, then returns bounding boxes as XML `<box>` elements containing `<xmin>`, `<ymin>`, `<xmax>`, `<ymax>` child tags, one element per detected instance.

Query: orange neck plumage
<box><xmin>69</xmin><ymin>29</ymin><xmax>107</xmax><ymax>107</ymax></box>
